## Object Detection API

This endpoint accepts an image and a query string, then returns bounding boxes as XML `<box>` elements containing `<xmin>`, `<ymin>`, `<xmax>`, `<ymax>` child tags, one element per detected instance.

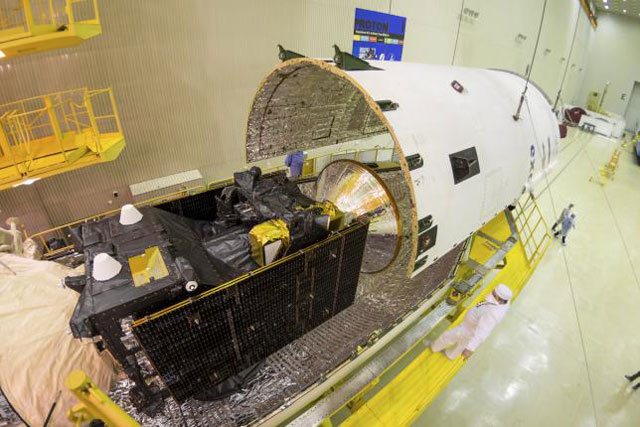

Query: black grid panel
<box><xmin>133</xmin><ymin>222</ymin><xmax>368</xmax><ymax>402</ymax></box>
<box><xmin>308</xmin><ymin>238</ymin><xmax>342</xmax><ymax>329</ymax></box>
<box><xmin>335</xmin><ymin>224</ymin><xmax>368</xmax><ymax>313</ymax></box>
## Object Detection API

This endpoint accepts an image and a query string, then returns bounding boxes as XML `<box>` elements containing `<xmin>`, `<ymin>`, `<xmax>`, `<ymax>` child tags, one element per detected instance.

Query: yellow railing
<box><xmin>28</xmin><ymin>147</ymin><xmax>399</xmax><ymax>258</ymax></box>
<box><xmin>27</xmin><ymin>185</ymin><xmax>206</xmax><ymax>258</ymax></box>
<box><xmin>589</xmin><ymin>148</ymin><xmax>621</xmax><ymax>185</ymax></box>
<box><xmin>0</xmin><ymin>0</ymin><xmax>98</xmax><ymax>43</ymax></box>
<box><xmin>341</xmin><ymin>195</ymin><xmax>552</xmax><ymax>426</ymax></box>
<box><xmin>512</xmin><ymin>192</ymin><xmax>551</xmax><ymax>266</ymax></box>
<box><xmin>0</xmin><ymin>0</ymin><xmax>26</xmax><ymax>32</ymax></box>
<box><xmin>0</xmin><ymin>87</ymin><xmax>123</xmax><ymax>187</ymax></box>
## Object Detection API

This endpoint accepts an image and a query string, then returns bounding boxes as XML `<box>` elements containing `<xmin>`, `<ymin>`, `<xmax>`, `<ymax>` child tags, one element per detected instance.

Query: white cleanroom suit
<box><xmin>431</xmin><ymin>290</ymin><xmax>510</xmax><ymax>360</ymax></box>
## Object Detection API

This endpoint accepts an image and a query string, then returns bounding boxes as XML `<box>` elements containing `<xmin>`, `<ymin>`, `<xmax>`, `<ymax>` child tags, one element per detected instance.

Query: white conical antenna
<box><xmin>92</xmin><ymin>253</ymin><xmax>122</xmax><ymax>281</ymax></box>
<box><xmin>119</xmin><ymin>204</ymin><xmax>143</xmax><ymax>225</ymax></box>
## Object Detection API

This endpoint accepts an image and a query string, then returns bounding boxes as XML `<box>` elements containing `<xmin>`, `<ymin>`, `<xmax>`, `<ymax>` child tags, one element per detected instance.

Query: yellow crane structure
<box><xmin>0</xmin><ymin>87</ymin><xmax>125</xmax><ymax>190</ymax></box>
<box><xmin>65</xmin><ymin>370</ymin><xmax>140</xmax><ymax>427</ymax></box>
<box><xmin>0</xmin><ymin>0</ymin><xmax>101</xmax><ymax>59</ymax></box>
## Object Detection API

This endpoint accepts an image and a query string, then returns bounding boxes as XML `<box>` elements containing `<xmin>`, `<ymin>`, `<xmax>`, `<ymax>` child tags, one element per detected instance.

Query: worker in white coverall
<box><xmin>429</xmin><ymin>284</ymin><xmax>513</xmax><ymax>361</ymax></box>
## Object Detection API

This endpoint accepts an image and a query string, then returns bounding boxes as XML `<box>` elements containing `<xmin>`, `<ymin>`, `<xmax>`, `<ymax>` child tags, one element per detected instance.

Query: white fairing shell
<box><xmin>246</xmin><ymin>58</ymin><xmax>559</xmax><ymax>278</ymax></box>
<box><xmin>346</xmin><ymin>61</ymin><xmax>559</xmax><ymax>276</ymax></box>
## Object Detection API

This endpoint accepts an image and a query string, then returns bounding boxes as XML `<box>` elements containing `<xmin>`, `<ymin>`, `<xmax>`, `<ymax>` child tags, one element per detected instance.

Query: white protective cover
<box><xmin>0</xmin><ymin>254</ymin><xmax>116</xmax><ymax>426</ymax></box>
<box><xmin>346</xmin><ymin>62</ymin><xmax>559</xmax><ymax>276</ymax></box>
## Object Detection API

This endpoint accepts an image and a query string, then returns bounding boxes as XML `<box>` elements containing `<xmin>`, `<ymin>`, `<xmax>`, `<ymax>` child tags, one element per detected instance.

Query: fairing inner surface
<box><xmin>246</xmin><ymin>61</ymin><xmax>387</xmax><ymax>162</ymax></box>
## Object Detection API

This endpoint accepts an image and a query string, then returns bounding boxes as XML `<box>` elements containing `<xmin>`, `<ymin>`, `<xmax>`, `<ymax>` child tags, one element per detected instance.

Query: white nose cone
<box><xmin>92</xmin><ymin>253</ymin><xmax>122</xmax><ymax>281</ymax></box>
<box><xmin>119</xmin><ymin>204</ymin><xmax>143</xmax><ymax>225</ymax></box>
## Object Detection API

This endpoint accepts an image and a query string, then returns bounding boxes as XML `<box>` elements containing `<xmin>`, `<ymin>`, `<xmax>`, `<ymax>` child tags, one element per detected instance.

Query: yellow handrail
<box><xmin>28</xmin><ymin>185</ymin><xmax>206</xmax><ymax>256</ymax></box>
<box><xmin>0</xmin><ymin>0</ymin><xmax>99</xmax><ymax>36</ymax></box>
<box><xmin>513</xmin><ymin>193</ymin><xmax>551</xmax><ymax>266</ymax></box>
<box><xmin>29</xmin><ymin>146</ymin><xmax>398</xmax><ymax>258</ymax></box>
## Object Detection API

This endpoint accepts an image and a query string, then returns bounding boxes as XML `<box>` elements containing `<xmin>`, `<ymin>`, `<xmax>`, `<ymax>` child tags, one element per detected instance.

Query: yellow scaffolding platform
<box><xmin>339</xmin><ymin>195</ymin><xmax>551</xmax><ymax>426</ymax></box>
<box><xmin>0</xmin><ymin>0</ymin><xmax>100</xmax><ymax>59</ymax></box>
<box><xmin>0</xmin><ymin>87</ymin><xmax>125</xmax><ymax>190</ymax></box>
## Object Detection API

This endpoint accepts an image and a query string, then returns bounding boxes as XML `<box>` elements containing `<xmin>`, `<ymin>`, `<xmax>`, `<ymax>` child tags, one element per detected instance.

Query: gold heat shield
<box><xmin>249</xmin><ymin>219</ymin><xmax>291</xmax><ymax>267</ymax></box>
<box><xmin>316</xmin><ymin>160</ymin><xmax>401</xmax><ymax>273</ymax></box>
<box><xmin>128</xmin><ymin>246</ymin><xmax>169</xmax><ymax>287</ymax></box>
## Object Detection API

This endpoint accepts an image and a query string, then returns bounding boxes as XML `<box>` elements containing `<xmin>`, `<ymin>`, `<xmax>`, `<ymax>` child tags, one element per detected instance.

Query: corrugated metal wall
<box><xmin>0</xmin><ymin>0</ymin><xmax>593</xmax><ymax>234</ymax></box>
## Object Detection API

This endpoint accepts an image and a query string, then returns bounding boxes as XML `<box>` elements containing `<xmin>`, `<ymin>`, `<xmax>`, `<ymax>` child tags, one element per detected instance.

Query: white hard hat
<box><xmin>92</xmin><ymin>253</ymin><xmax>122</xmax><ymax>281</ymax></box>
<box><xmin>494</xmin><ymin>283</ymin><xmax>513</xmax><ymax>301</ymax></box>
<box><xmin>119</xmin><ymin>204</ymin><xmax>143</xmax><ymax>225</ymax></box>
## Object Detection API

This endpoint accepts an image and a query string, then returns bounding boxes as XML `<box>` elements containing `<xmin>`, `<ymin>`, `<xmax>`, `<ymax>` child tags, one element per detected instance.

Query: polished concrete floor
<box><xmin>415</xmin><ymin>129</ymin><xmax>640</xmax><ymax>426</ymax></box>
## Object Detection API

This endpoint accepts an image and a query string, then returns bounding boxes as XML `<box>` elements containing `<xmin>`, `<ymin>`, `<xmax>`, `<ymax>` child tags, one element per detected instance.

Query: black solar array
<box><xmin>132</xmin><ymin>222</ymin><xmax>368</xmax><ymax>402</ymax></box>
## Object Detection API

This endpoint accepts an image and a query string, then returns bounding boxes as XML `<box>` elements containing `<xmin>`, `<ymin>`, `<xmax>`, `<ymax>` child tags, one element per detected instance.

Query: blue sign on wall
<box><xmin>352</xmin><ymin>8</ymin><xmax>406</xmax><ymax>62</ymax></box>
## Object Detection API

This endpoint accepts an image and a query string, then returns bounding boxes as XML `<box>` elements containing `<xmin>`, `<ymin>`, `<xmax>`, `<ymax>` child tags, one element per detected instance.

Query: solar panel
<box><xmin>132</xmin><ymin>222</ymin><xmax>368</xmax><ymax>402</ymax></box>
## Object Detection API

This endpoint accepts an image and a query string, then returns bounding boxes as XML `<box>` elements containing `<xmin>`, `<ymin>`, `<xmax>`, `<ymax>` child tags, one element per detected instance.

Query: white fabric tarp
<box><xmin>0</xmin><ymin>253</ymin><xmax>117</xmax><ymax>426</ymax></box>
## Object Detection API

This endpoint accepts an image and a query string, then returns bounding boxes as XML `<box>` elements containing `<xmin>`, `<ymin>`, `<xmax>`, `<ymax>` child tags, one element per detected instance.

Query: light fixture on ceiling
<box><xmin>623</xmin><ymin>9</ymin><xmax>627</xmax><ymax>12</ymax></box>
<box><xmin>605</xmin><ymin>5</ymin><xmax>609</xmax><ymax>9</ymax></box>
<box><xmin>0</xmin><ymin>50</ymin><xmax>5</xmax><ymax>59</ymax></box>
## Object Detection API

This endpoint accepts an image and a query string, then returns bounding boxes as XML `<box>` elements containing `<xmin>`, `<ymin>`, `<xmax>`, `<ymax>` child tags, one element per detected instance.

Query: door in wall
<box><xmin>624</xmin><ymin>81</ymin><xmax>640</xmax><ymax>133</ymax></box>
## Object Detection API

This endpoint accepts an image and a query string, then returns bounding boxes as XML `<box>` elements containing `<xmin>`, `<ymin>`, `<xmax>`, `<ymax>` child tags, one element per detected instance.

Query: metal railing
<box><xmin>28</xmin><ymin>146</ymin><xmax>399</xmax><ymax>258</ymax></box>
<box><xmin>512</xmin><ymin>192</ymin><xmax>552</xmax><ymax>267</ymax></box>
<box><xmin>27</xmin><ymin>185</ymin><xmax>207</xmax><ymax>258</ymax></box>
<box><xmin>0</xmin><ymin>87</ymin><xmax>122</xmax><ymax>185</ymax></box>
<box><xmin>0</xmin><ymin>0</ymin><xmax>98</xmax><ymax>42</ymax></box>
<box><xmin>0</xmin><ymin>0</ymin><xmax>26</xmax><ymax>32</ymax></box>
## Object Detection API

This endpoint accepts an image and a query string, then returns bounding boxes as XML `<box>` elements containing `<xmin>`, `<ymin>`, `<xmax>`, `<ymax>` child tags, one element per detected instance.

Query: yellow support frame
<box><xmin>0</xmin><ymin>87</ymin><xmax>125</xmax><ymax>190</ymax></box>
<box><xmin>65</xmin><ymin>370</ymin><xmax>139</xmax><ymax>427</ymax></box>
<box><xmin>26</xmin><ymin>147</ymin><xmax>398</xmax><ymax>259</ymax></box>
<box><xmin>0</xmin><ymin>0</ymin><xmax>101</xmax><ymax>59</ymax></box>
<box><xmin>337</xmin><ymin>195</ymin><xmax>550</xmax><ymax>426</ymax></box>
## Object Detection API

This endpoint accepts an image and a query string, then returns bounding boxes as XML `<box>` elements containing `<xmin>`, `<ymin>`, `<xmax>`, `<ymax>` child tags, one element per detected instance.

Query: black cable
<box><xmin>513</xmin><ymin>0</ymin><xmax>548</xmax><ymax>120</ymax></box>
<box><xmin>553</xmin><ymin>10</ymin><xmax>582</xmax><ymax>111</ymax></box>
<box><xmin>42</xmin><ymin>391</ymin><xmax>61</xmax><ymax>426</ymax></box>
<box><xmin>451</xmin><ymin>0</ymin><xmax>466</xmax><ymax>65</ymax></box>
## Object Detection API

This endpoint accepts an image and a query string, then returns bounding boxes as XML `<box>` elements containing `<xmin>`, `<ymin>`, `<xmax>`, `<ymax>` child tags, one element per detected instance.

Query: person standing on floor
<box><xmin>427</xmin><ymin>284</ymin><xmax>513</xmax><ymax>361</ymax></box>
<box><xmin>284</xmin><ymin>150</ymin><xmax>304</xmax><ymax>177</ymax></box>
<box><xmin>551</xmin><ymin>203</ymin><xmax>574</xmax><ymax>232</ymax></box>
<box><xmin>553</xmin><ymin>212</ymin><xmax>576</xmax><ymax>246</ymax></box>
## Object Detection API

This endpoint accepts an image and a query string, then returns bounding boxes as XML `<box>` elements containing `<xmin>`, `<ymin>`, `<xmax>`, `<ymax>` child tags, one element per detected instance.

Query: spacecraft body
<box><xmin>67</xmin><ymin>169</ymin><xmax>369</xmax><ymax>405</ymax></box>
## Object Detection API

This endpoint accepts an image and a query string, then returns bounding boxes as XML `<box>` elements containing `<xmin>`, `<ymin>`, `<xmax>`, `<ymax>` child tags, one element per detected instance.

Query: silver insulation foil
<box><xmin>0</xmin><ymin>389</ymin><xmax>20</xmax><ymax>427</ymax></box>
<box><xmin>246</xmin><ymin>61</ymin><xmax>386</xmax><ymax>162</ymax></box>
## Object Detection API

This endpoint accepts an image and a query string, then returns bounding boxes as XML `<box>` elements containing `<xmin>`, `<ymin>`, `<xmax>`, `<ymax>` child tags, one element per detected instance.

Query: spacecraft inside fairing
<box><xmin>63</xmin><ymin>52</ymin><xmax>559</xmax><ymax>422</ymax></box>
